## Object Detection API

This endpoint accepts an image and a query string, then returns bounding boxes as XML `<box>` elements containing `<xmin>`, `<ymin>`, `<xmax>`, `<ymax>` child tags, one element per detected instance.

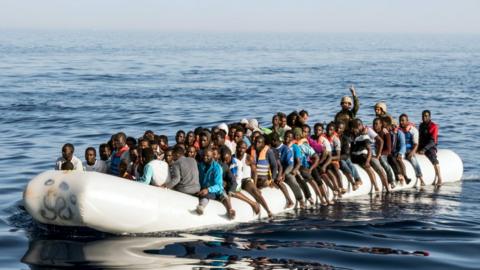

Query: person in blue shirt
<box><xmin>197</xmin><ymin>147</ymin><xmax>235</xmax><ymax>219</ymax></box>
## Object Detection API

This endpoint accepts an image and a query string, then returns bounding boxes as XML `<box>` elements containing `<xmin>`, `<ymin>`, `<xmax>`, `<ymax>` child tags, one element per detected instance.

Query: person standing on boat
<box><xmin>418</xmin><ymin>110</ymin><xmax>443</xmax><ymax>186</ymax></box>
<box><xmin>399</xmin><ymin>114</ymin><xmax>425</xmax><ymax>186</ymax></box>
<box><xmin>110</xmin><ymin>132</ymin><xmax>130</xmax><ymax>176</ymax></box>
<box><xmin>55</xmin><ymin>143</ymin><xmax>83</xmax><ymax>171</ymax></box>
<box><xmin>196</xmin><ymin>147</ymin><xmax>236</xmax><ymax>219</ymax></box>
<box><xmin>335</xmin><ymin>85</ymin><xmax>359</xmax><ymax>131</ymax></box>
<box><xmin>163</xmin><ymin>145</ymin><xmax>200</xmax><ymax>195</ymax></box>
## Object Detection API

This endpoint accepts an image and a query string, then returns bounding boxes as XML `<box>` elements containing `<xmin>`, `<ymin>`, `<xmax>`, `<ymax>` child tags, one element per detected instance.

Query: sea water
<box><xmin>0</xmin><ymin>31</ymin><xmax>479</xmax><ymax>269</ymax></box>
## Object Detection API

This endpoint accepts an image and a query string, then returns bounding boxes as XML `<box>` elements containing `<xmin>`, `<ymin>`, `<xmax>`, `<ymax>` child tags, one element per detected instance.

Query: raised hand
<box><xmin>349</xmin><ymin>85</ymin><xmax>356</xmax><ymax>96</ymax></box>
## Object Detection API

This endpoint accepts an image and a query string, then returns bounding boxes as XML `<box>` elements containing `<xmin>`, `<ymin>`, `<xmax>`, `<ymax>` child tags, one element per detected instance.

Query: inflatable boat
<box><xmin>23</xmin><ymin>149</ymin><xmax>463</xmax><ymax>234</ymax></box>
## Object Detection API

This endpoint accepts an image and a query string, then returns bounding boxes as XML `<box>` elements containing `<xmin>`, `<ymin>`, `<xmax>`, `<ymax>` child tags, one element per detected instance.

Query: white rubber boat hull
<box><xmin>23</xmin><ymin>149</ymin><xmax>463</xmax><ymax>234</ymax></box>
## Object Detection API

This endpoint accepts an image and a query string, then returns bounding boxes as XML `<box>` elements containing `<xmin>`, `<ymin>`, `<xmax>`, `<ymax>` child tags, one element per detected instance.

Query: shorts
<box><xmin>256</xmin><ymin>177</ymin><xmax>272</xmax><ymax>188</ymax></box>
<box><xmin>351</xmin><ymin>154</ymin><xmax>368</xmax><ymax>165</ymax></box>
<box><xmin>201</xmin><ymin>192</ymin><xmax>227</xmax><ymax>201</ymax></box>
<box><xmin>425</xmin><ymin>149</ymin><xmax>439</xmax><ymax>165</ymax></box>
<box><xmin>234</xmin><ymin>178</ymin><xmax>254</xmax><ymax>192</ymax></box>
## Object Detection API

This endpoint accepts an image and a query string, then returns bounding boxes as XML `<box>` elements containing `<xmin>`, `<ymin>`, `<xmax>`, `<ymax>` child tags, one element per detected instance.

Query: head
<box><xmin>158</xmin><ymin>135</ymin><xmax>169</xmax><ymax>151</ymax></box>
<box><xmin>141</xmin><ymin>147</ymin><xmax>155</xmax><ymax>165</ymax></box>
<box><xmin>202</xmin><ymin>147</ymin><xmax>214</xmax><ymax>165</ymax></box>
<box><xmin>175</xmin><ymin>130</ymin><xmax>186</xmax><ymax>144</ymax></box>
<box><xmin>217</xmin><ymin>123</ymin><xmax>229</xmax><ymax>137</ymax></box>
<box><xmin>234</xmin><ymin>129</ymin><xmax>244</xmax><ymax>144</ymax></box>
<box><xmin>84</xmin><ymin>147</ymin><xmax>96</xmax><ymax>165</ymax></box>
<box><xmin>119</xmin><ymin>159</ymin><xmax>129</xmax><ymax>176</ymax></box>
<box><xmin>138</xmin><ymin>139</ymin><xmax>149</xmax><ymax>149</ymax></box>
<box><xmin>228</xmin><ymin>124</ymin><xmax>238</xmax><ymax>140</ymax></box>
<box><xmin>213</xmin><ymin>130</ymin><xmax>226</xmax><ymax>147</ymax></box>
<box><xmin>374</xmin><ymin>102</ymin><xmax>387</xmax><ymax>117</ymax></box>
<box><xmin>172</xmin><ymin>145</ymin><xmax>186</xmax><ymax>161</ymax></box>
<box><xmin>236</xmin><ymin>141</ymin><xmax>247</xmax><ymax>157</ymax></box>
<box><xmin>313</xmin><ymin>123</ymin><xmax>324</xmax><ymax>138</ymax></box>
<box><xmin>255</xmin><ymin>135</ymin><xmax>266</xmax><ymax>152</ymax></box>
<box><xmin>422</xmin><ymin>110</ymin><xmax>431</xmax><ymax>123</ymax></box>
<box><xmin>383</xmin><ymin>115</ymin><xmax>394</xmax><ymax>130</ymax></box>
<box><xmin>61</xmin><ymin>143</ymin><xmax>75</xmax><ymax>161</ymax></box>
<box><xmin>293</xmin><ymin>127</ymin><xmax>304</xmax><ymax>141</ymax></box>
<box><xmin>61</xmin><ymin>161</ymin><xmax>74</xmax><ymax>170</ymax></box>
<box><xmin>351</xmin><ymin>118</ymin><xmax>364</xmax><ymax>136</ymax></box>
<box><xmin>373</xmin><ymin>118</ymin><xmax>383</xmax><ymax>133</ymax></box>
<box><xmin>269</xmin><ymin>132</ymin><xmax>281</xmax><ymax>147</ymax></box>
<box><xmin>211</xmin><ymin>148</ymin><xmax>220</xmax><ymax>161</ymax></box>
<box><xmin>299</xmin><ymin>110</ymin><xmax>309</xmax><ymax>123</ymax></box>
<box><xmin>99</xmin><ymin>143</ymin><xmax>111</xmax><ymax>161</ymax></box>
<box><xmin>182</xmin><ymin>146</ymin><xmax>194</xmax><ymax>159</ymax></box>
<box><xmin>114</xmin><ymin>132</ymin><xmax>127</xmax><ymax>149</ymax></box>
<box><xmin>164</xmin><ymin>149</ymin><xmax>174</xmax><ymax>165</ymax></box>
<box><xmin>220</xmin><ymin>147</ymin><xmax>232</xmax><ymax>164</ymax></box>
<box><xmin>301</xmin><ymin>124</ymin><xmax>311</xmax><ymax>138</ymax></box>
<box><xmin>336</xmin><ymin>121</ymin><xmax>346</xmax><ymax>135</ymax></box>
<box><xmin>251</xmin><ymin>131</ymin><xmax>262</xmax><ymax>145</ymax></box>
<box><xmin>287</xmin><ymin>111</ymin><xmax>299</xmax><ymax>127</ymax></box>
<box><xmin>144</xmin><ymin>130</ymin><xmax>155</xmax><ymax>141</ymax></box>
<box><xmin>126</xmin><ymin>136</ymin><xmax>137</xmax><ymax>150</ymax></box>
<box><xmin>186</xmin><ymin>131</ymin><xmax>195</xmax><ymax>146</ymax></box>
<box><xmin>284</xmin><ymin>130</ymin><xmax>294</xmax><ymax>144</ymax></box>
<box><xmin>129</xmin><ymin>147</ymin><xmax>139</xmax><ymax>163</ymax></box>
<box><xmin>278</xmin><ymin>112</ymin><xmax>288</xmax><ymax>128</ymax></box>
<box><xmin>272</xmin><ymin>114</ymin><xmax>280</xmax><ymax>127</ymax></box>
<box><xmin>199</xmin><ymin>132</ymin><xmax>210</xmax><ymax>149</ymax></box>
<box><xmin>341</xmin><ymin>96</ymin><xmax>353</xmax><ymax>110</ymax></box>
<box><xmin>399</xmin><ymin>114</ymin><xmax>409</xmax><ymax>128</ymax></box>
<box><xmin>326</xmin><ymin>122</ymin><xmax>336</xmax><ymax>137</ymax></box>
<box><xmin>150</xmin><ymin>141</ymin><xmax>159</xmax><ymax>153</ymax></box>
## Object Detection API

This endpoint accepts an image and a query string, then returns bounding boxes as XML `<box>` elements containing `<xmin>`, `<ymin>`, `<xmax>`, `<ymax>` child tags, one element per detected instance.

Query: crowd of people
<box><xmin>55</xmin><ymin>86</ymin><xmax>443</xmax><ymax>219</ymax></box>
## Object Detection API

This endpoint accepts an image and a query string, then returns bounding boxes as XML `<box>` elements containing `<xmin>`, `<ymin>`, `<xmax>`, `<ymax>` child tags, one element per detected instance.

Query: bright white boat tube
<box><xmin>23</xmin><ymin>149</ymin><xmax>463</xmax><ymax>234</ymax></box>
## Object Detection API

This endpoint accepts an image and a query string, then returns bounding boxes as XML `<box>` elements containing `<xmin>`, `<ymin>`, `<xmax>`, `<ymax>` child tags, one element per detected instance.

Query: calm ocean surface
<box><xmin>0</xmin><ymin>31</ymin><xmax>479</xmax><ymax>269</ymax></box>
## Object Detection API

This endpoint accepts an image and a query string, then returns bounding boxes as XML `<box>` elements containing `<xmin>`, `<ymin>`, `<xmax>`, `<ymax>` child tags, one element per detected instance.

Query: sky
<box><xmin>1</xmin><ymin>0</ymin><xmax>479</xmax><ymax>33</ymax></box>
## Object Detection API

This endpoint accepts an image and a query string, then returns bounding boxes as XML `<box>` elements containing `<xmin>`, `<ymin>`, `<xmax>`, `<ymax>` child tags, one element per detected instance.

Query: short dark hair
<box><xmin>176</xmin><ymin>130</ymin><xmax>185</xmax><ymax>136</ymax></box>
<box><xmin>277</xmin><ymin>112</ymin><xmax>287</xmax><ymax>118</ymax></box>
<box><xmin>352</xmin><ymin>118</ymin><xmax>363</xmax><ymax>128</ymax></box>
<box><xmin>116</xmin><ymin>132</ymin><xmax>127</xmax><ymax>141</ymax></box>
<box><xmin>142</xmin><ymin>147</ymin><xmax>155</xmax><ymax>163</ymax></box>
<box><xmin>172</xmin><ymin>145</ymin><xmax>185</xmax><ymax>156</ymax></box>
<box><xmin>85</xmin><ymin>147</ymin><xmax>96</xmax><ymax>155</ymax></box>
<box><xmin>158</xmin><ymin>135</ymin><xmax>168</xmax><ymax>144</ymax></box>
<box><xmin>99</xmin><ymin>143</ymin><xmax>110</xmax><ymax>151</ymax></box>
<box><xmin>61</xmin><ymin>161</ymin><xmax>74</xmax><ymax>170</ymax></box>
<box><xmin>126</xmin><ymin>136</ymin><xmax>137</xmax><ymax>146</ymax></box>
<box><xmin>422</xmin><ymin>110</ymin><xmax>431</xmax><ymax>116</ymax></box>
<box><xmin>399</xmin><ymin>113</ymin><xmax>409</xmax><ymax>120</ymax></box>
<box><xmin>299</xmin><ymin>110</ymin><xmax>309</xmax><ymax>117</ymax></box>
<box><xmin>62</xmin><ymin>143</ymin><xmax>74</xmax><ymax>152</ymax></box>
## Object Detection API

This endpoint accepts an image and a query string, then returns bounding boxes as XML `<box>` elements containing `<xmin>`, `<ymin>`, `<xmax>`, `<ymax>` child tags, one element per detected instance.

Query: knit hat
<box><xmin>217</xmin><ymin>123</ymin><xmax>229</xmax><ymax>135</ymax></box>
<box><xmin>375</xmin><ymin>102</ymin><xmax>387</xmax><ymax>113</ymax></box>
<box><xmin>341</xmin><ymin>96</ymin><xmax>352</xmax><ymax>105</ymax></box>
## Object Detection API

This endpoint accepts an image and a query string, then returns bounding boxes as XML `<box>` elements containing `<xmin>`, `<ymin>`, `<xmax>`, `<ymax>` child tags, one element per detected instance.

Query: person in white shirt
<box><xmin>55</xmin><ymin>143</ymin><xmax>83</xmax><ymax>171</ymax></box>
<box><xmin>83</xmin><ymin>147</ymin><xmax>108</xmax><ymax>173</ymax></box>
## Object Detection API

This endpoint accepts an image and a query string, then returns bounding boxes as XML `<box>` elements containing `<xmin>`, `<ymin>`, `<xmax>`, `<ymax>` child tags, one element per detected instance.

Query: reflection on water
<box><xmin>21</xmin><ymin>182</ymin><xmax>480</xmax><ymax>270</ymax></box>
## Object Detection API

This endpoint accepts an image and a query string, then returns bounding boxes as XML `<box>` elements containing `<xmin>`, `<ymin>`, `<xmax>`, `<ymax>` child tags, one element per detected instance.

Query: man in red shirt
<box><xmin>418</xmin><ymin>110</ymin><xmax>442</xmax><ymax>186</ymax></box>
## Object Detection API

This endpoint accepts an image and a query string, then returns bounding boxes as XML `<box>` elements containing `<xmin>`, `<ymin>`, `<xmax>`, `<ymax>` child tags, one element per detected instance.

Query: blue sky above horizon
<box><xmin>2</xmin><ymin>0</ymin><xmax>479</xmax><ymax>33</ymax></box>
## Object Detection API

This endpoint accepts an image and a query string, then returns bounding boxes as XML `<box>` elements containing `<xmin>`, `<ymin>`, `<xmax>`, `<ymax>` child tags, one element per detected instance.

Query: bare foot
<box><xmin>355</xmin><ymin>180</ymin><xmax>363</xmax><ymax>186</ymax></box>
<box><xmin>285</xmin><ymin>201</ymin><xmax>294</xmax><ymax>209</ymax></box>
<box><xmin>252</xmin><ymin>203</ymin><xmax>260</xmax><ymax>215</ymax></box>
<box><xmin>299</xmin><ymin>201</ymin><xmax>305</xmax><ymax>209</ymax></box>
<box><xmin>228</xmin><ymin>209</ymin><xmax>236</xmax><ymax>220</ymax></box>
<box><xmin>328</xmin><ymin>200</ymin><xmax>335</xmax><ymax>205</ymax></box>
